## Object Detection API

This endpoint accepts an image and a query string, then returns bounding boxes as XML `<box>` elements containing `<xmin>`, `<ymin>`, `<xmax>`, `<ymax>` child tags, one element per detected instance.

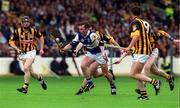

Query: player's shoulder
<box><xmin>89</xmin><ymin>31</ymin><xmax>97</xmax><ymax>37</ymax></box>
<box><xmin>14</xmin><ymin>27</ymin><xmax>21</xmax><ymax>34</ymax></box>
<box><xmin>30</xmin><ymin>27</ymin><xmax>38</xmax><ymax>32</ymax></box>
<box><xmin>95</xmin><ymin>31</ymin><xmax>100</xmax><ymax>35</ymax></box>
<box><xmin>131</xmin><ymin>18</ymin><xmax>141</xmax><ymax>26</ymax></box>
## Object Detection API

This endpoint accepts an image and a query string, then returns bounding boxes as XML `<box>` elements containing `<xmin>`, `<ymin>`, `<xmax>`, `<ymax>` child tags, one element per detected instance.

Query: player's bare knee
<box><xmin>144</xmin><ymin>65</ymin><xmax>151</xmax><ymax>71</ymax></box>
<box><xmin>102</xmin><ymin>71</ymin><xmax>108</xmax><ymax>77</ymax></box>
<box><xmin>144</xmin><ymin>66</ymin><xmax>150</xmax><ymax>73</ymax></box>
<box><xmin>23</xmin><ymin>65</ymin><xmax>30</xmax><ymax>72</ymax></box>
<box><xmin>80</xmin><ymin>64</ymin><xmax>86</xmax><ymax>70</ymax></box>
<box><xmin>130</xmin><ymin>72</ymin><xmax>136</xmax><ymax>78</ymax></box>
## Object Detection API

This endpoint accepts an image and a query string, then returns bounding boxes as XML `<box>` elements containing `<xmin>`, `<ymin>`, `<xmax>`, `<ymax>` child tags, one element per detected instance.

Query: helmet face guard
<box><xmin>21</xmin><ymin>16</ymin><xmax>31</xmax><ymax>28</ymax></box>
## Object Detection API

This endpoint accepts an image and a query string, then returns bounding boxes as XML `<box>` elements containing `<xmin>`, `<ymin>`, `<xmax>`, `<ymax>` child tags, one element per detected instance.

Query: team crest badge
<box><xmin>29</xmin><ymin>34</ymin><xmax>33</xmax><ymax>38</ymax></box>
<box><xmin>81</xmin><ymin>39</ymin><xmax>84</xmax><ymax>42</ymax></box>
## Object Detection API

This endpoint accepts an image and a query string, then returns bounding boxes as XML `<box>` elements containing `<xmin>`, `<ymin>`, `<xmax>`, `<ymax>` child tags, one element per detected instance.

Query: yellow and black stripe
<box><xmin>9</xmin><ymin>27</ymin><xmax>43</xmax><ymax>52</ymax></box>
<box><xmin>149</xmin><ymin>30</ymin><xmax>167</xmax><ymax>48</ymax></box>
<box><xmin>130</xmin><ymin>18</ymin><xmax>152</xmax><ymax>55</ymax></box>
<box><xmin>96</xmin><ymin>31</ymin><xmax>115</xmax><ymax>44</ymax></box>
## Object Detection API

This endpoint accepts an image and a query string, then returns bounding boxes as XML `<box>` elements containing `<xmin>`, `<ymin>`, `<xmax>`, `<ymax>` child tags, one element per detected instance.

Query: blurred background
<box><xmin>0</xmin><ymin>0</ymin><xmax>179</xmax><ymax>76</ymax></box>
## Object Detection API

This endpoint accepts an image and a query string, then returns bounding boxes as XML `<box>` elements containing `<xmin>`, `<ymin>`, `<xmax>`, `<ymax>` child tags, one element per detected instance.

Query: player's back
<box><xmin>130</xmin><ymin>17</ymin><xmax>152</xmax><ymax>55</ymax></box>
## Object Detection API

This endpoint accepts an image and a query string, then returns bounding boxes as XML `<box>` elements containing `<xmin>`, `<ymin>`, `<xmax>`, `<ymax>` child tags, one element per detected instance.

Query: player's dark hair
<box><xmin>78</xmin><ymin>21</ymin><xmax>91</xmax><ymax>28</ymax></box>
<box><xmin>131</xmin><ymin>2</ymin><xmax>141</xmax><ymax>16</ymax></box>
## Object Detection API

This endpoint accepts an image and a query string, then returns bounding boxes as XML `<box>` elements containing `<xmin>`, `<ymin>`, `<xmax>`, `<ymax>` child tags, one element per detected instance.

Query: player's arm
<box><xmin>74</xmin><ymin>42</ymin><xmax>83</xmax><ymax>53</ymax></box>
<box><xmin>115</xmin><ymin>52</ymin><xmax>129</xmax><ymax>64</ymax></box>
<box><xmin>36</xmin><ymin>29</ymin><xmax>44</xmax><ymax>55</ymax></box>
<box><xmin>123</xmin><ymin>35</ymin><xmax>139</xmax><ymax>52</ymax></box>
<box><xmin>108</xmin><ymin>35</ymin><xmax>123</xmax><ymax>53</ymax></box>
<box><xmin>122</xmin><ymin>21</ymin><xmax>140</xmax><ymax>52</ymax></box>
<box><xmin>92</xmin><ymin>33</ymin><xmax>107</xmax><ymax>61</ymax></box>
<box><xmin>62</xmin><ymin>44</ymin><xmax>73</xmax><ymax>51</ymax></box>
<box><xmin>100</xmin><ymin>44</ymin><xmax>108</xmax><ymax>61</ymax></box>
<box><xmin>108</xmin><ymin>36</ymin><xmax>119</xmax><ymax>46</ymax></box>
<box><xmin>72</xmin><ymin>42</ymin><xmax>83</xmax><ymax>56</ymax></box>
<box><xmin>158</xmin><ymin>30</ymin><xmax>180</xmax><ymax>44</ymax></box>
<box><xmin>61</xmin><ymin>34</ymin><xmax>79</xmax><ymax>52</ymax></box>
<box><xmin>9</xmin><ymin>30</ymin><xmax>21</xmax><ymax>53</ymax></box>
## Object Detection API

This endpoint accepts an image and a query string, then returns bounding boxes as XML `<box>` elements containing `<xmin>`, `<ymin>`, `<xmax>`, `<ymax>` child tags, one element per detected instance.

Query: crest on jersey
<box><xmin>92</xmin><ymin>35</ymin><xmax>98</xmax><ymax>42</ymax></box>
<box><xmin>80</xmin><ymin>39</ymin><xmax>84</xmax><ymax>42</ymax></box>
<box><xmin>29</xmin><ymin>34</ymin><xmax>33</xmax><ymax>38</ymax></box>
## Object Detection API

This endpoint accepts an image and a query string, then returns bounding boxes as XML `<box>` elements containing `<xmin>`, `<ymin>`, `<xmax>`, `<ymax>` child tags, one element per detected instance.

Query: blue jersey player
<box><xmin>61</xmin><ymin>21</ymin><xmax>116</xmax><ymax>95</ymax></box>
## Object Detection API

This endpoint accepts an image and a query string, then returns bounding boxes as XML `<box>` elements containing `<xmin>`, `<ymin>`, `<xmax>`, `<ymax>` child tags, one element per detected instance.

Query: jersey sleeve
<box><xmin>157</xmin><ymin>30</ymin><xmax>168</xmax><ymax>37</ymax></box>
<box><xmin>149</xmin><ymin>32</ymin><xmax>155</xmax><ymax>44</ymax></box>
<box><xmin>9</xmin><ymin>30</ymin><xmax>18</xmax><ymax>45</ymax></box>
<box><xmin>90</xmin><ymin>33</ymin><xmax>100</xmax><ymax>46</ymax></box>
<box><xmin>130</xmin><ymin>20</ymin><xmax>141</xmax><ymax>38</ymax></box>
<box><xmin>90</xmin><ymin>33</ymin><xmax>100</xmax><ymax>42</ymax></box>
<box><xmin>70</xmin><ymin>34</ymin><xmax>80</xmax><ymax>47</ymax></box>
<box><xmin>35</xmin><ymin>29</ymin><xmax>43</xmax><ymax>38</ymax></box>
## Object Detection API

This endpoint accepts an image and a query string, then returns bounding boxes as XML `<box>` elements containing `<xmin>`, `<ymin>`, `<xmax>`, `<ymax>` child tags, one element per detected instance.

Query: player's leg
<box><xmin>90</xmin><ymin>62</ymin><xmax>103</xmax><ymax>78</ymax></box>
<box><xmin>135</xmin><ymin>55</ymin><xmax>155</xmax><ymax>95</ymax></box>
<box><xmin>91</xmin><ymin>62</ymin><xmax>115</xmax><ymax>80</ymax></box>
<box><xmin>130</xmin><ymin>61</ymin><xmax>148</xmax><ymax>100</ymax></box>
<box><xmin>143</xmin><ymin>48</ymin><xmax>174</xmax><ymax>91</ymax></box>
<box><xmin>150</xmin><ymin>64</ymin><xmax>174</xmax><ymax>91</ymax></box>
<box><xmin>131</xmin><ymin>54</ymin><xmax>161</xmax><ymax>97</ymax></box>
<box><xmin>135</xmin><ymin>53</ymin><xmax>157</xmax><ymax>94</ymax></box>
<box><xmin>17</xmin><ymin>58</ymin><xmax>34</xmax><ymax>94</ymax></box>
<box><xmin>99</xmin><ymin>63</ymin><xmax>116</xmax><ymax>95</ymax></box>
<box><xmin>80</xmin><ymin>55</ymin><xmax>95</xmax><ymax>92</ymax></box>
<box><xmin>143</xmin><ymin>55</ymin><xmax>156</xmax><ymax>75</ymax></box>
<box><xmin>135</xmin><ymin>56</ymin><xmax>156</xmax><ymax>94</ymax></box>
<box><xmin>75</xmin><ymin>78</ymin><xmax>86</xmax><ymax>95</ymax></box>
<box><xmin>30</xmin><ymin>67</ymin><xmax>47</xmax><ymax>90</ymax></box>
<box><xmin>75</xmin><ymin>61</ymin><xmax>97</xmax><ymax>95</ymax></box>
<box><xmin>76</xmin><ymin>62</ymin><xmax>104</xmax><ymax>95</ymax></box>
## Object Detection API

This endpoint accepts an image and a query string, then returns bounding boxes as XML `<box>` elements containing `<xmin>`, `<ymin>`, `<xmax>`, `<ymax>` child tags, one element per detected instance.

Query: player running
<box><xmin>75</xmin><ymin>27</ymin><xmax>123</xmax><ymax>95</ymax></box>
<box><xmin>135</xmin><ymin>29</ymin><xmax>180</xmax><ymax>94</ymax></box>
<box><xmin>60</xmin><ymin>21</ymin><xmax>116</xmax><ymax>95</ymax></box>
<box><xmin>121</xmin><ymin>3</ymin><xmax>161</xmax><ymax>100</ymax></box>
<box><xmin>9</xmin><ymin>16</ymin><xmax>47</xmax><ymax>94</ymax></box>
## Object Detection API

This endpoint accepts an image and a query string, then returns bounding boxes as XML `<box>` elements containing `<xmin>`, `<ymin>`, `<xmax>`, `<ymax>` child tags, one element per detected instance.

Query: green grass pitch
<box><xmin>0</xmin><ymin>76</ymin><xmax>179</xmax><ymax>108</ymax></box>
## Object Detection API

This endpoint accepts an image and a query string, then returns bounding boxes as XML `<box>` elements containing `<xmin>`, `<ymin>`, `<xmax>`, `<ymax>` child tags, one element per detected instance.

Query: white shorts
<box><xmin>151</xmin><ymin>48</ymin><xmax>159</xmax><ymax>58</ymax></box>
<box><xmin>132</xmin><ymin>54</ymin><xmax>149</xmax><ymax>63</ymax></box>
<box><xmin>18</xmin><ymin>50</ymin><xmax>36</xmax><ymax>61</ymax></box>
<box><xmin>86</xmin><ymin>52</ymin><xmax>107</xmax><ymax>64</ymax></box>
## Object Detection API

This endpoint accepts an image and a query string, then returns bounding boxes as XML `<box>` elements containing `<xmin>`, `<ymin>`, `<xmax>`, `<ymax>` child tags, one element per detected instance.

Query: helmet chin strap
<box><xmin>22</xmin><ymin>26</ymin><xmax>30</xmax><ymax>30</ymax></box>
<box><xmin>22</xmin><ymin>26</ymin><xmax>30</xmax><ymax>32</ymax></box>
<box><xmin>23</xmin><ymin>27</ymin><xmax>29</xmax><ymax>29</ymax></box>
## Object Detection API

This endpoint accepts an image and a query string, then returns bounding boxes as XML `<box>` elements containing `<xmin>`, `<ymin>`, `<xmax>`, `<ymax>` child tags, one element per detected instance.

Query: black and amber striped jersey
<box><xmin>95</xmin><ymin>31</ymin><xmax>116</xmax><ymax>44</ymax></box>
<box><xmin>9</xmin><ymin>27</ymin><xmax>43</xmax><ymax>52</ymax></box>
<box><xmin>130</xmin><ymin>17</ymin><xmax>152</xmax><ymax>55</ymax></box>
<box><xmin>149</xmin><ymin>30</ymin><xmax>169</xmax><ymax>48</ymax></box>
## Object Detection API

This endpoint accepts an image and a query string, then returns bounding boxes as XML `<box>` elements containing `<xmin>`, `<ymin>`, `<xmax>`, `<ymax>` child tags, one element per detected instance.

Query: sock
<box><xmin>140</xmin><ymin>90</ymin><xmax>148</xmax><ymax>97</ymax></box>
<box><xmin>23</xmin><ymin>83</ymin><xmax>29</xmax><ymax>89</ymax></box>
<box><xmin>150</xmin><ymin>79</ymin><xmax>157</xmax><ymax>86</ymax></box>
<box><xmin>80</xmin><ymin>86</ymin><xmax>84</xmax><ymax>91</ymax></box>
<box><xmin>110</xmin><ymin>83</ymin><xmax>116</xmax><ymax>89</ymax></box>
<box><xmin>81</xmin><ymin>86</ymin><xmax>84</xmax><ymax>89</ymax></box>
<box><xmin>38</xmin><ymin>77</ymin><xmax>44</xmax><ymax>84</ymax></box>
<box><xmin>86</xmin><ymin>78</ymin><xmax>92</xmax><ymax>84</ymax></box>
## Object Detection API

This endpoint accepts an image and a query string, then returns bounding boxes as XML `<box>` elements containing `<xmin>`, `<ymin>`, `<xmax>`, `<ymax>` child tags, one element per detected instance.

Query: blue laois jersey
<box><xmin>70</xmin><ymin>30</ymin><xmax>101</xmax><ymax>54</ymax></box>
